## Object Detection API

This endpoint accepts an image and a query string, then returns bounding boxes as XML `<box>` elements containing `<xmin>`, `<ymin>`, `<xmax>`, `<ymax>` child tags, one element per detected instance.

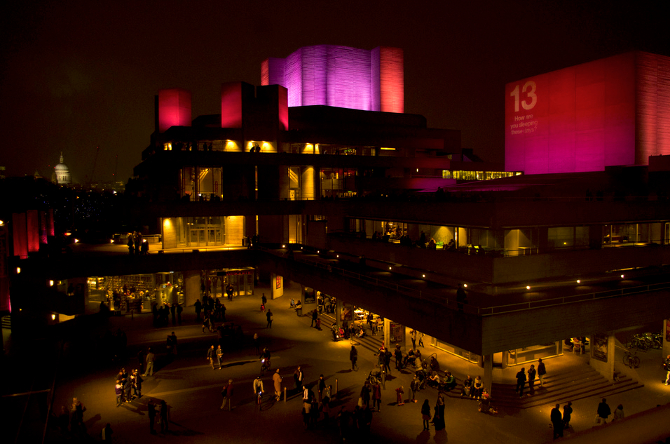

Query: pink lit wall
<box><xmin>158</xmin><ymin>88</ymin><xmax>191</xmax><ymax>132</ymax></box>
<box><xmin>506</xmin><ymin>52</ymin><xmax>670</xmax><ymax>175</ymax></box>
<box><xmin>12</xmin><ymin>212</ymin><xmax>27</xmax><ymax>259</ymax></box>
<box><xmin>221</xmin><ymin>82</ymin><xmax>243</xmax><ymax>128</ymax></box>
<box><xmin>26</xmin><ymin>210</ymin><xmax>39</xmax><ymax>253</ymax></box>
<box><xmin>262</xmin><ymin>45</ymin><xmax>404</xmax><ymax>113</ymax></box>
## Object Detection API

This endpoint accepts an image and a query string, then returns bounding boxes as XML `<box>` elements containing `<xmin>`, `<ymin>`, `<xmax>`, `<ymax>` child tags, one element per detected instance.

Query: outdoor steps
<box><xmin>442</xmin><ymin>365</ymin><xmax>643</xmax><ymax>409</ymax></box>
<box><xmin>319</xmin><ymin>314</ymin><xmax>384</xmax><ymax>354</ymax></box>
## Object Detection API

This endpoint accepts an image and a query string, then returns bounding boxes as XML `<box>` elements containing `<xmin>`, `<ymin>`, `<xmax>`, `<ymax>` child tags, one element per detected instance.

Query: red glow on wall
<box><xmin>378</xmin><ymin>47</ymin><xmax>404</xmax><ymax>113</ymax></box>
<box><xmin>506</xmin><ymin>52</ymin><xmax>670</xmax><ymax>175</ymax></box>
<box><xmin>158</xmin><ymin>89</ymin><xmax>191</xmax><ymax>132</ymax></box>
<box><xmin>221</xmin><ymin>82</ymin><xmax>243</xmax><ymax>129</ymax></box>
<box><xmin>278</xmin><ymin>86</ymin><xmax>288</xmax><ymax>131</ymax></box>
<box><xmin>26</xmin><ymin>210</ymin><xmax>39</xmax><ymax>253</ymax></box>
<box><xmin>12</xmin><ymin>213</ymin><xmax>27</xmax><ymax>259</ymax></box>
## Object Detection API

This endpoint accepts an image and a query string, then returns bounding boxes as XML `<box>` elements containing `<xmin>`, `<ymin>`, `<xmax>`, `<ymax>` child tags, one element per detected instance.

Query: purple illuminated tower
<box><xmin>261</xmin><ymin>45</ymin><xmax>404</xmax><ymax>113</ymax></box>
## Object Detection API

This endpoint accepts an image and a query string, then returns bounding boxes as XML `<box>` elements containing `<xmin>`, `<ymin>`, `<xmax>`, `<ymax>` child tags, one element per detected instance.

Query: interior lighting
<box><xmin>74</xmin><ymin>239</ymin><xmax>79</xmax><ymax>243</ymax></box>
<box><xmin>336</xmin><ymin>255</ymin><xmax>339</xmax><ymax>258</ymax></box>
<box><xmin>110</xmin><ymin>239</ymin><xmax>114</xmax><ymax>244</ymax></box>
<box><xmin>463</xmin><ymin>284</ymin><xmax>468</xmax><ymax>288</ymax></box>
<box><xmin>16</xmin><ymin>267</ymin><xmax>21</xmax><ymax>274</ymax></box>
<box><xmin>282</xmin><ymin>245</ymin><xmax>286</xmax><ymax>248</ymax></box>
<box><xmin>51</xmin><ymin>314</ymin><xmax>56</xmax><ymax>320</ymax></box>
<box><xmin>49</xmin><ymin>280</ymin><xmax>54</xmax><ymax>286</ymax></box>
<box><xmin>0</xmin><ymin>220</ymin><xmax>4</xmax><ymax>226</ymax></box>
<box><xmin>422</xmin><ymin>274</ymin><xmax>426</xmax><ymax>278</ymax></box>
<box><xmin>389</xmin><ymin>266</ymin><xmax>392</xmax><ymax>270</ymax></box>
<box><xmin>577</xmin><ymin>280</ymin><xmax>581</xmax><ymax>284</ymax></box>
<box><xmin>621</xmin><ymin>274</ymin><xmax>624</xmax><ymax>278</ymax></box>
<box><xmin>526</xmin><ymin>285</ymin><xmax>531</xmax><ymax>290</ymax></box>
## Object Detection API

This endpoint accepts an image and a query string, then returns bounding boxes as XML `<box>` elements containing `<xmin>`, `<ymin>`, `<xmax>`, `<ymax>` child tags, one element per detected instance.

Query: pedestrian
<box><xmin>131</xmin><ymin>369</ymin><xmax>143</xmax><ymax>399</ymax></box>
<box><xmin>596</xmin><ymin>398</ymin><xmax>611</xmax><ymax>424</ymax></box>
<box><xmin>311</xmin><ymin>309</ymin><xmax>318</xmax><ymax>327</ymax></box>
<box><xmin>664</xmin><ymin>354</ymin><xmax>670</xmax><ymax>385</ymax></box>
<box><xmin>294</xmin><ymin>366</ymin><xmax>303</xmax><ymax>390</ymax></box>
<box><xmin>612</xmin><ymin>404</ymin><xmax>624</xmax><ymax>421</ymax></box>
<box><xmin>563</xmin><ymin>402</ymin><xmax>573</xmax><ymax>429</ymax></box>
<box><xmin>207</xmin><ymin>345</ymin><xmax>216</xmax><ymax>369</ymax></box>
<box><xmin>410</xmin><ymin>329</ymin><xmax>417</xmax><ymax>350</ymax></box>
<box><xmin>143</xmin><ymin>347</ymin><xmax>154</xmax><ymax>376</ymax></box>
<box><xmin>538</xmin><ymin>358</ymin><xmax>547</xmax><ymax>387</ymax></box>
<box><xmin>177</xmin><ymin>303</ymin><xmax>183</xmax><ymax>325</ymax></box>
<box><xmin>137</xmin><ymin>349</ymin><xmax>145</xmax><ymax>375</ymax></box>
<box><xmin>360</xmin><ymin>382</ymin><xmax>371</xmax><ymax>408</ymax></box>
<box><xmin>350</xmin><ymin>345</ymin><xmax>358</xmax><ymax>371</ymax></box>
<box><xmin>551</xmin><ymin>403</ymin><xmax>563</xmax><ymax>439</ymax></box>
<box><xmin>418</xmin><ymin>332</ymin><xmax>425</xmax><ymax>347</ymax></box>
<box><xmin>159</xmin><ymin>400</ymin><xmax>169</xmax><ymax>433</ymax></box>
<box><xmin>395</xmin><ymin>386</ymin><xmax>405</xmax><ymax>406</ymax></box>
<box><xmin>372</xmin><ymin>382</ymin><xmax>382</xmax><ymax>411</ymax></box>
<box><xmin>433</xmin><ymin>395</ymin><xmax>445</xmax><ymax>430</ymax></box>
<box><xmin>410</xmin><ymin>375</ymin><xmax>420</xmax><ymax>403</ymax></box>
<box><xmin>70</xmin><ymin>397</ymin><xmax>86</xmax><ymax>435</ymax></box>
<box><xmin>102</xmin><ymin>423</ymin><xmax>113</xmax><ymax>442</ymax></box>
<box><xmin>115</xmin><ymin>380</ymin><xmax>123</xmax><ymax>407</ymax></box>
<box><xmin>194</xmin><ymin>299</ymin><xmax>202</xmax><ymax>321</ymax></box>
<box><xmin>167</xmin><ymin>331</ymin><xmax>177</xmax><ymax>356</ymax></box>
<box><xmin>516</xmin><ymin>367</ymin><xmax>526</xmax><ymax>397</ymax></box>
<box><xmin>262</xmin><ymin>293</ymin><xmax>267</xmax><ymax>306</ymax></box>
<box><xmin>274</xmin><ymin>369</ymin><xmax>283</xmax><ymax>401</ymax></box>
<box><xmin>221</xmin><ymin>379</ymin><xmax>234</xmax><ymax>410</ymax></box>
<box><xmin>216</xmin><ymin>345</ymin><xmax>224</xmax><ymax>369</ymax></box>
<box><xmin>123</xmin><ymin>373</ymin><xmax>132</xmax><ymax>402</ymax></box>
<box><xmin>57</xmin><ymin>406</ymin><xmax>69</xmax><ymax>435</ymax></box>
<box><xmin>148</xmin><ymin>401</ymin><xmax>156</xmax><ymax>434</ymax></box>
<box><xmin>394</xmin><ymin>345</ymin><xmax>403</xmax><ymax>370</ymax></box>
<box><xmin>528</xmin><ymin>364</ymin><xmax>537</xmax><ymax>395</ymax></box>
<box><xmin>421</xmin><ymin>400</ymin><xmax>431</xmax><ymax>431</ymax></box>
<box><xmin>384</xmin><ymin>349</ymin><xmax>393</xmax><ymax>375</ymax></box>
<box><xmin>170</xmin><ymin>303</ymin><xmax>176</xmax><ymax>325</ymax></box>
<box><xmin>318</xmin><ymin>374</ymin><xmax>326</xmax><ymax>402</ymax></box>
<box><xmin>266</xmin><ymin>309</ymin><xmax>273</xmax><ymax>328</ymax></box>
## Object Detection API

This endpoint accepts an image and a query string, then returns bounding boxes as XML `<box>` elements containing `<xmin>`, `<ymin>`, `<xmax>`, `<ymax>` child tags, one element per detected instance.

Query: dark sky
<box><xmin>1</xmin><ymin>0</ymin><xmax>667</xmax><ymax>183</ymax></box>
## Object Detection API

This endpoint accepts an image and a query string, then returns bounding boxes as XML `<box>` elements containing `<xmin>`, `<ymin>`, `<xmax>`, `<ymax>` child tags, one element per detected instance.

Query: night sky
<box><xmin>0</xmin><ymin>0</ymin><xmax>667</xmax><ymax>183</ymax></box>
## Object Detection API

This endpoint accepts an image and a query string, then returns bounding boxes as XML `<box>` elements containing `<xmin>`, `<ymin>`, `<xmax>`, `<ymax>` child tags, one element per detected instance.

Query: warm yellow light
<box><xmin>621</xmin><ymin>274</ymin><xmax>624</xmax><ymax>278</ymax></box>
<box><xmin>577</xmin><ymin>280</ymin><xmax>581</xmax><ymax>284</ymax></box>
<box><xmin>380</xmin><ymin>147</ymin><xmax>395</xmax><ymax>151</ymax></box>
<box><xmin>16</xmin><ymin>267</ymin><xmax>21</xmax><ymax>274</ymax></box>
<box><xmin>0</xmin><ymin>220</ymin><xmax>4</xmax><ymax>226</ymax></box>
<box><xmin>389</xmin><ymin>266</ymin><xmax>392</xmax><ymax>270</ymax></box>
<box><xmin>163</xmin><ymin>218</ymin><xmax>172</xmax><ymax>227</ymax></box>
<box><xmin>526</xmin><ymin>286</ymin><xmax>531</xmax><ymax>290</ymax></box>
<box><xmin>49</xmin><ymin>280</ymin><xmax>54</xmax><ymax>286</ymax></box>
<box><xmin>416</xmin><ymin>169</ymin><xmax>419</xmax><ymax>172</ymax></box>
<box><xmin>74</xmin><ymin>239</ymin><xmax>79</xmax><ymax>243</ymax></box>
<box><xmin>463</xmin><ymin>284</ymin><xmax>468</xmax><ymax>288</ymax></box>
<box><xmin>262</xmin><ymin>142</ymin><xmax>270</xmax><ymax>150</ymax></box>
<box><xmin>336</xmin><ymin>255</ymin><xmax>339</xmax><ymax>258</ymax></box>
<box><xmin>110</xmin><ymin>239</ymin><xmax>114</xmax><ymax>244</ymax></box>
<box><xmin>282</xmin><ymin>245</ymin><xmax>286</xmax><ymax>248</ymax></box>
<box><xmin>422</xmin><ymin>274</ymin><xmax>426</xmax><ymax>278</ymax></box>
<box><xmin>51</xmin><ymin>314</ymin><xmax>56</xmax><ymax>320</ymax></box>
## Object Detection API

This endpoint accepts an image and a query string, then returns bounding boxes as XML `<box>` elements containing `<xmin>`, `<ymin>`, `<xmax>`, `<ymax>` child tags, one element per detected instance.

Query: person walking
<box><xmin>115</xmin><ymin>381</ymin><xmax>123</xmax><ymax>407</ymax></box>
<box><xmin>410</xmin><ymin>375</ymin><xmax>420</xmax><ymax>403</ymax></box>
<box><xmin>220</xmin><ymin>379</ymin><xmax>233</xmax><ymax>410</ymax></box>
<box><xmin>311</xmin><ymin>309</ymin><xmax>318</xmax><ymax>327</ymax></box>
<box><xmin>167</xmin><ymin>331</ymin><xmax>177</xmax><ymax>356</ymax></box>
<box><xmin>207</xmin><ymin>345</ymin><xmax>216</xmax><ymax>370</ymax></box>
<box><xmin>194</xmin><ymin>299</ymin><xmax>202</xmax><ymax>321</ymax></box>
<box><xmin>410</xmin><ymin>329</ymin><xmax>417</xmax><ymax>350</ymax></box>
<box><xmin>563</xmin><ymin>402</ymin><xmax>573</xmax><ymax>429</ymax></box>
<box><xmin>597</xmin><ymin>398</ymin><xmax>611</xmax><ymax>424</ymax></box>
<box><xmin>394</xmin><ymin>345</ymin><xmax>403</xmax><ymax>370</ymax></box>
<box><xmin>102</xmin><ymin>423</ymin><xmax>113</xmax><ymax>442</ymax></box>
<box><xmin>216</xmin><ymin>345</ymin><xmax>224</xmax><ymax>369</ymax></box>
<box><xmin>143</xmin><ymin>348</ymin><xmax>154</xmax><ymax>377</ymax></box>
<box><xmin>273</xmin><ymin>369</ymin><xmax>283</xmax><ymax>401</ymax></box>
<box><xmin>433</xmin><ymin>395</ymin><xmax>445</xmax><ymax>431</ymax></box>
<box><xmin>528</xmin><ymin>364</ymin><xmax>537</xmax><ymax>395</ymax></box>
<box><xmin>148</xmin><ymin>401</ymin><xmax>156</xmax><ymax>434</ymax></box>
<box><xmin>551</xmin><ymin>404</ymin><xmax>563</xmax><ymax>439</ymax></box>
<box><xmin>350</xmin><ymin>345</ymin><xmax>358</xmax><ymax>371</ymax></box>
<box><xmin>159</xmin><ymin>400</ymin><xmax>169</xmax><ymax>433</ymax></box>
<box><xmin>395</xmin><ymin>386</ymin><xmax>405</xmax><ymax>406</ymax></box>
<box><xmin>372</xmin><ymin>382</ymin><xmax>382</xmax><ymax>411</ymax></box>
<box><xmin>664</xmin><ymin>354</ymin><xmax>670</xmax><ymax>385</ymax></box>
<box><xmin>294</xmin><ymin>366</ymin><xmax>303</xmax><ymax>391</ymax></box>
<box><xmin>131</xmin><ymin>369</ymin><xmax>143</xmax><ymax>399</ymax></box>
<box><xmin>421</xmin><ymin>400</ymin><xmax>431</xmax><ymax>431</ymax></box>
<box><xmin>266</xmin><ymin>309</ymin><xmax>273</xmax><ymax>328</ymax></box>
<box><xmin>515</xmin><ymin>367</ymin><xmax>527</xmax><ymax>397</ymax></box>
<box><xmin>318</xmin><ymin>374</ymin><xmax>326</xmax><ymax>403</ymax></box>
<box><xmin>538</xmin><ymin>358</ymin><xmax>547</xmax><ymax>387</ymax></box>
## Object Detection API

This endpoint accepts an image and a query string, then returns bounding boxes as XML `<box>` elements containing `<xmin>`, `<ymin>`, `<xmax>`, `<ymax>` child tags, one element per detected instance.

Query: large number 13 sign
<box><xmin>510</xmin><ymin>81</ymin><xmax>537</xmax><ymax>112</ymax></box>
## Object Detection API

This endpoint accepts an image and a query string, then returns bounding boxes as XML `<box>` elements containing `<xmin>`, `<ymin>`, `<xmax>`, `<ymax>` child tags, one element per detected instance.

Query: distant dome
<box><xmin>54</xmin><ymin>152</ymin><xmax>71</xmax><ymax>185</ymax></box>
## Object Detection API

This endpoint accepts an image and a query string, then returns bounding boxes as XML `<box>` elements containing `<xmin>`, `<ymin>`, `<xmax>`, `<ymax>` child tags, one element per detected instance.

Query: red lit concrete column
<box><xmin>589</xmin><ymin>333</ymin><xmax>616</xmax><ymax>381</ymax></box>
<box><xmin>271</xmin><ymin>274</ymin><xmax>283</xmax><ymax>300</ymax></box>
<box><xmin>183</xmin><ymin>270</ymin><xmax>200</xmax><ymax>309</ymax></box>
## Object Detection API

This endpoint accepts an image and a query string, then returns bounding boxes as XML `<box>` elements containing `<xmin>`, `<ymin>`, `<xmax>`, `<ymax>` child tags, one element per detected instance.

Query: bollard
<box><xmin>284</xmin><ymin>387</ymin><xmax>286</xmax><ymax>404</ymax></box>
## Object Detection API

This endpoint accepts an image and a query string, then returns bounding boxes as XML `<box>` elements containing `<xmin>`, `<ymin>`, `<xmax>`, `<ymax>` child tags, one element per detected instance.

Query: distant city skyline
<box><xmin>0</xmin><ymin>0</ymin><xmax>667</xmax><ymax>181</ymax></box>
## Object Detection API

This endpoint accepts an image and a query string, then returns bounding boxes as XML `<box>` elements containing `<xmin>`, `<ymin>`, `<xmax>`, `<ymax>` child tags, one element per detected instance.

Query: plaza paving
<box><xmin>4</xmin><ymin>280</ymin><xmax>670</xmax><ymax>443</ymax></box>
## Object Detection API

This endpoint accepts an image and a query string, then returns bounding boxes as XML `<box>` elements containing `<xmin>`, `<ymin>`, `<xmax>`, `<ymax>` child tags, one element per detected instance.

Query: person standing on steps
<box><xmin>538</xmin><ymin>358</ymin><xmax>547</xmax><ymax>387</ymax></box>
<box><xmin>528</xmin><ymin>364</ymin><xmax>537</xmax><ymax>395</ymax></box>
<box><xmin>515</xmin><ymin>367</ymin><xmax>526</xmax><ymax>398</ymax></box>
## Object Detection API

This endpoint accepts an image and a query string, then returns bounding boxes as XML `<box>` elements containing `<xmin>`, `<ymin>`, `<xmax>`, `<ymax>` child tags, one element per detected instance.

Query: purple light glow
<box><xmin>263</xmin><ymin>45</ymin><xmax>404</xmax><ymax>113</ymax></box>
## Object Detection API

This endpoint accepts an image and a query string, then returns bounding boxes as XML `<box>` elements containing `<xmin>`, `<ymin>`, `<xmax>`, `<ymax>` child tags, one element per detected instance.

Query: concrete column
<box><xmin>663</xmin><ymin>320</ymin><xmax>670</xmax><ymax>361</ymax></box>
<box><xmin>336</xmin><ymin>299</ymin><xmax>343</xmax><ymax>329</ymax></box>
<box><xmin>184</xmin><ymin>270</ymin><xmax>201</xmax><ymax>308</ymax></box>
<box><xmin>501</xmin><ymin>351</ymin><xmax>509</xmax><ymax>369</ymax></box>
<box><xmin>384</xmin><ymin>318</ymin><xmax>391</xmax><ymax>350</ymax></box>
<box><xmin>589</xmin><ymin>333</ymin><xmax>616</xmax><ymax>381</ymax></box>
<box><xmin>483</xmin><ymin>354</ymin><xmax>493</xmax><ymax>394</ymax></box>
<box><xmin>271</xmin><ymin>274</ymin><xmax>283</xmax><ymax>299</ymax></box>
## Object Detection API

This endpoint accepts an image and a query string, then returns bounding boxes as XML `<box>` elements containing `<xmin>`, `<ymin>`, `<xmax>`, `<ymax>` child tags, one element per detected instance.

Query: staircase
<box><xmin>442</xmin><ymin>364</ymin><xmax>643</xmax><ymax>409</ymax></box>
<box><xmin>319</xmin><ymin>314</ymin><xmax>384</xmax><ymax>353</ymax></box>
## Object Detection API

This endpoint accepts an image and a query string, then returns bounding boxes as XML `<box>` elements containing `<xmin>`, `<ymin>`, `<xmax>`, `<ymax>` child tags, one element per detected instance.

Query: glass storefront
<box><xmin>507</xmin><ymin>341</ymin><xmax>563</xmax><ymax>365</ymax></box>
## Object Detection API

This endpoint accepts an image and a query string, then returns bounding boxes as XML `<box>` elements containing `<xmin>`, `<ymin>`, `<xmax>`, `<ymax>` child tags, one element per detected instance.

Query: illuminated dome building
<box><xmin>53</xmin><ymin>152</ymin><xmax>71</xmax><ymax>185</ymax></box>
